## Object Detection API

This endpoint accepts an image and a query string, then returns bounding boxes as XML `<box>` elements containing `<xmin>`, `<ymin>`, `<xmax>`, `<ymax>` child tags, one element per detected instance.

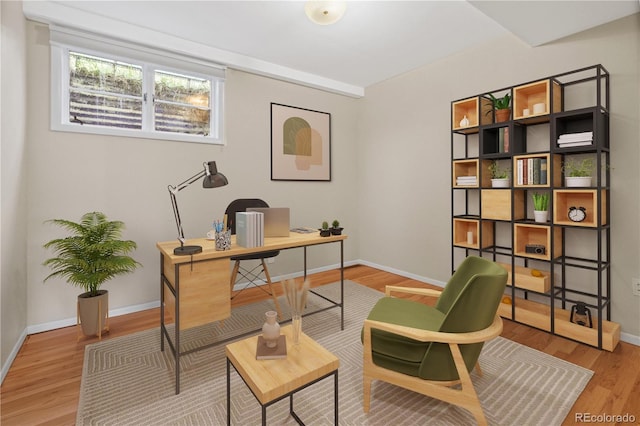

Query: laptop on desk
<box><xmin>246</xmin><ymin>207</ymin><xmax>290</xmax><ymax>237</ymax></box>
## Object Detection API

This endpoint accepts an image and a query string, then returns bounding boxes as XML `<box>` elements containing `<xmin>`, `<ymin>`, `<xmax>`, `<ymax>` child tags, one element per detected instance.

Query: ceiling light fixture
<box><xmin>304</xmin><ymin>1</ymin><xmax>347</xmax><ymax>26</ymax></box>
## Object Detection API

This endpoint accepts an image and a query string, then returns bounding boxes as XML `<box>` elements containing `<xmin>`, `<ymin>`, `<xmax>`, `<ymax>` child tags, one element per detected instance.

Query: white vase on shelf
<box><xmin>459</xmin><ymin>115</ymin><xmax>470</xmax><ymax>127</ymax></box>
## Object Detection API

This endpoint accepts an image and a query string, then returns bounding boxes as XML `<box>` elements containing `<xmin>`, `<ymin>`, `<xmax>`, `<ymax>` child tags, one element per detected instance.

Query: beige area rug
<box><xmin>77</xmin><ymin>281</ymin><xmax>593</xmax><ymax>425</ymax></box>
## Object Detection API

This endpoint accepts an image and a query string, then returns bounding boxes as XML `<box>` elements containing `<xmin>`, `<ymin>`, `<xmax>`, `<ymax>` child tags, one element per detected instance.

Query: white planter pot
<box><xmin>533</xmin><ymin>210</ymin><xmax>549</xmax><ymax>223</ymax></box>
<box><xmin>491</xmin><ymin>178</ymin><xmax>510</xmax><ymax>188</ymax></box>
<box><xmin>566</xmin><ymin>176</ymin><xmax>592</xmax><ymax>187</ymax></box>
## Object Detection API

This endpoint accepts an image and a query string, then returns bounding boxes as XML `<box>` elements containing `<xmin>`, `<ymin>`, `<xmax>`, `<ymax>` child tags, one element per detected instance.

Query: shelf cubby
<box><xmin>481</xmin><ymin>190</ymin><xmax>525</xmax><ymax>221</ymax></box>
<box><xmin>553</xmin><ymin>189</ymin><xmax>607</xmax><ymax>227</ymax></box>
<box><xmin>480</xmin><ymin>124</ymin><xmax>525</xmax><ymax>156</ymax></box>
<box><xmin>514</xmin><ymin>223</ymin><xmax>562</xmax><ymax>261</ymax></box>
<box><xmin>451</xmin><ymin>97</ymin><xmax>492</xmax><ymax>133</ymax></box>
<box><xmin>513</xmin><ymin>153</ymin><xmax>562</xmax><ymax>187</ymax></box>
<box><xmin>452</xmin><ymin>159</ymin><xmax>479</xmax><ymax>188</ymax></box>
<box><xmin>554</xmin><ymin>107</ymin><xmax>609</xmax><ymax>151</ymax></box>
<box><xmin>513</xmin><ymin>79</ymin><xmax>562</xmax><ymax>121</ymax></box>
<box><xmin>496</xmin><ymin>262</ymin><xmax>550</xmax><ymax>293</ymax></box>
<box><xmin>453</xmin><ymin>218</ymin><xmax>493</xmax><ymax>249</ymax></box>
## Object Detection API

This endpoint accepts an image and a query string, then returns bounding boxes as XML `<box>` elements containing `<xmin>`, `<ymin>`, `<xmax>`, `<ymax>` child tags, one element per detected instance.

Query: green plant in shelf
<box><xmin>532</xmin><ymin>192</ymin><xmax>549</xmax><ymax>211</ymax></box>
<box><xmin>488</xmin><ymin>160</ymin><xmax>510</xmax><ymax>179</ymax></box>
<box><xmin>563</xmin><ymin>158</ymin><xmax>594</xmax><ymax>177</ymax></box>
<box><xmin>487</xmin><ymin>93</ymin><xmax>511</xmax><ymax>111</ymax></box>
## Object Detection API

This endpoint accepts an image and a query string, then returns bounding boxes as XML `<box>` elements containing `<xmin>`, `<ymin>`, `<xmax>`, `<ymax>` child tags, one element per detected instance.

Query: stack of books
<box><xmin>236</xmin><ymin>211</ymin><xmax>264</xmax><ymax>248</ymax></box>
<box><xmin>456</xmin><ymin>176</ymin><xmax>477</xmax><ymax>186</ymax></box>
<box><xmin>557</xmin><ymin>131</ymin><xmax>593</xmax><ymax>148</ymax></box>
<box><xmin>516</xmin><ymin>158</ymin><xmax>548</xmax><ymax>185</ymax></box>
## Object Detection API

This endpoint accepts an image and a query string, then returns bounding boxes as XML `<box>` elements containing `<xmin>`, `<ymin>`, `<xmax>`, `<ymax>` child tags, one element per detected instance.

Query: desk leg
<box><xmin>174</xmin><ymin>264</ymin><xmax>181</xmax><ymax>395</ymax></box>
<box><xmin>303</xmin><ymin>247</ymin><xmax>307</xmax><ymax>280</ymax></box>
<box><xmin>226</xmin><ymin>358</ymin><xmax>231</xmax><ymax>426</ymax></box>
<box><xmin>160</xmin><ymin>253</ymin><xmax>165</xmax><ymax>352</ymax></box>
<box><xmin>340</xmin><ymin>240</ymin><xmax>344</xmax><ymax>331</ymax></box>
<box><xmin>334</xmin><ymin>370</ymin><xmax>339</xmax><ymax>424</ymax></box>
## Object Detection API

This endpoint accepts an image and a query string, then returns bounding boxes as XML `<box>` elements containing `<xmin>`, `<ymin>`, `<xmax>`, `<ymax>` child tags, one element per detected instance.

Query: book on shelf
<box><xmin>456</xmin><ymin>176</ymin><xmax>477</xmax><ymax>186</ymax></box>
<box><xmin>540</xmin><ymin>158</ymin><xmax>547</xmax><ymax>185</ymax></box>
<box><xmin>256</xmin><ymin>335</ymin><xmax>287</xmax><ymax>360</ymax></box>
<box><xmin>558</xmin><ymin>131</ymin><xmax>593</xmax><ymax>141</ymax></box>
<box><xmin>497</xmin><ymin>127</ymin><xmax>510</xmax><ymax>153</ymax></box>
<box><xmin>557</xmin><ymin>140</ymin><xmax>593</xmax><ymax>147</ymax></box>
<box><xmin>532</xmin><ymin>158</ymin><xmax>541</xmax><ymax>184</ymax></box>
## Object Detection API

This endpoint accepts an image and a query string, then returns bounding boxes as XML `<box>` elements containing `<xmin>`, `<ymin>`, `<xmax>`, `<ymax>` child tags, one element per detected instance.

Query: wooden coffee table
<box><xmin>225</xmin><ymin>325</ymin><xmax>339</xmax><ymax>425</ymax></box>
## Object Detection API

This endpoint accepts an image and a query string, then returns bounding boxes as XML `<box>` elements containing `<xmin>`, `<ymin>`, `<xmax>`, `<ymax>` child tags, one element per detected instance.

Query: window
<box><xmin>51</xmin><ymin>27</ymin><xmax>224</xmax><ymax>144</ymax></box>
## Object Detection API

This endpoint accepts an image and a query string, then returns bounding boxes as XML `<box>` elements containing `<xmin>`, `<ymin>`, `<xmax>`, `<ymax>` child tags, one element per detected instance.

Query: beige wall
<box><xmin>24</xmin><ymin>21</ymin><xmax>359</xmax><ymax>329</ymax></box>
<box><xmin>1</xmin><ymin>1</ymin><xmax>29</xmax><ymax>373</ymax></box>
<box><xmin>357</xmin><ymin>14</ymin><xmax>640</xmax><ymax>338</ymax></box>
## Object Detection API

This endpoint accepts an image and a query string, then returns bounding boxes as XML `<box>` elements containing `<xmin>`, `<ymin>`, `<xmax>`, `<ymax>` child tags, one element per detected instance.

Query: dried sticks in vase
<box><xmin>282</xmin><ymin>279</ymin><xmax>310</xmax><ymax>316</ymax></box>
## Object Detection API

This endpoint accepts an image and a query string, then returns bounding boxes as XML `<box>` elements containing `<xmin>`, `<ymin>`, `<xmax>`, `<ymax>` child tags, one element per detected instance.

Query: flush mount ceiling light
<box><xmin>305</xmin><ymin>1</ymin><xmax>347</xmax><ymax>25</ymax></box>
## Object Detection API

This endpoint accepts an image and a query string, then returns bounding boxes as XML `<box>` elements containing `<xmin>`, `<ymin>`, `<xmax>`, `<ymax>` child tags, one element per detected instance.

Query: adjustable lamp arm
<box><xmin>167</xmin><ymin>161</ymin><xmax>228</xmax><ymax>256</ymax></box>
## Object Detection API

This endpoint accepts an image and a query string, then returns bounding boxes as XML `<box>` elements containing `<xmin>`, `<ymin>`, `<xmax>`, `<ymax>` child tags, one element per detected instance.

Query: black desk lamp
<box><xmin>168</xmin><ymin>161</ymin><xmax>228</xmax><ymax>255</ymax></box>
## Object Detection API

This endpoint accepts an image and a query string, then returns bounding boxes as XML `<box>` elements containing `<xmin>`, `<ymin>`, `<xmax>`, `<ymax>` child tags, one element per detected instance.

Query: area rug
<box><xmin>77</xmin><ymin>281</ymin><xmax>593</xmax><ymax>425</ymax></box>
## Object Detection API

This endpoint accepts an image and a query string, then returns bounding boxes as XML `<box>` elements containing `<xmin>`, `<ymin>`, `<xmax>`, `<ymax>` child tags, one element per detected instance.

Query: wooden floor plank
<box><xmin>1</xmin><ymin>265</ymin><xmax>638</xmax><ymax>426</ymax></box>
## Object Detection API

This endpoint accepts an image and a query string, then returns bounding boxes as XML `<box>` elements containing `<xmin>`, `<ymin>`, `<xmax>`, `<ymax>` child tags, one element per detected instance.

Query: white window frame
<box><xmin>50</xmin><ymin>26</ymin><xmax>225</xmax><ymax>145</ymax></box>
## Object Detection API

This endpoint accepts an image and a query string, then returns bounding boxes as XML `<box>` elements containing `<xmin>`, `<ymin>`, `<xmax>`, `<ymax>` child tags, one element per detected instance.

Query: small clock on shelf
<box><xmin>568</xmin><ymin>206</ymin><xmax>587</xmax><ymax>222</ymax></box>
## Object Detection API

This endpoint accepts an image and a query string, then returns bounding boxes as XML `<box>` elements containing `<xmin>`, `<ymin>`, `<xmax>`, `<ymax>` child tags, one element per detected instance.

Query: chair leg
<box><xmin>230</xmin><ymin>260</ymin><xmax>241</xmax><ymax>292</ymax></box>
<box><xmin>363</xmin><ymin>375</ymin><xmax>372</xmax><ymax>413</ymax></box>
<box><xmin>475</xmin><ymin>361</ymin><xmax>483</xmax><ymax>377</ymax></box>
<box><xmin>261</xmin><ymin>259</ymin><xmax>282</xmax><ymax>320</ymax></box>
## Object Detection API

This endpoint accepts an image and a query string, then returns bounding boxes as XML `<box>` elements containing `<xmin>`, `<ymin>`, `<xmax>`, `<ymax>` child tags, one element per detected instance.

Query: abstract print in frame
<box><xmin>271</xmin><ymin>103</ymin><xmax>331</xmax><ymax>181</ymax></box>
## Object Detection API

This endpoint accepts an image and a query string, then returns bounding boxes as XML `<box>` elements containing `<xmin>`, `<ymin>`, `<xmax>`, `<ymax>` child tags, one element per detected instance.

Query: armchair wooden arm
<box><xmin>384</xmin><ymin>285</ymin><xmax>442</xmax><ymax>298</ymax></box>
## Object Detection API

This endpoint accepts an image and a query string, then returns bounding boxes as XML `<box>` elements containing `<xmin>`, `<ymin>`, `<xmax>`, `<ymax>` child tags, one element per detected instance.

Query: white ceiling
<box><xmin>24</xmin><ymin>1</ymin><xmax>640</xmax><ymax>97</ymax></box>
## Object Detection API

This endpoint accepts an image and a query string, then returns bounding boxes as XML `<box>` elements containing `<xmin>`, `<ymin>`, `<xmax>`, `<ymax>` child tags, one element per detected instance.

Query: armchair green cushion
<box><xmin>363</xmin><ymin>256</ymin><xmax>507</xmax><ymax>381</ymax></box>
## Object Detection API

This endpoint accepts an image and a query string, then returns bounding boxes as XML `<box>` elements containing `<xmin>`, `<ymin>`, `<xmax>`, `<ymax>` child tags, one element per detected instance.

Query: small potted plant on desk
<box><xmin>331</xmin><ymin>219</ymin><xmax>344</xmax><ymax>235</ymax></box>
<box><xmin>488</xmin><ymin>160</ymin><xmax>511</xmax><ymax>188</ymax></box>
<box><xmin>319</xmin><ymin>221</ymin><xmax>331</xmax><ymax>237</ymax></box>
<box><xmin>43</xmin><ymin>212</ymin><xmax>141</xmax><ymax>340</ymax></box>
<box><xmin>563</xmin><ymin>158</ymin><xmax>593</xmax><ymax>187</ymax></box>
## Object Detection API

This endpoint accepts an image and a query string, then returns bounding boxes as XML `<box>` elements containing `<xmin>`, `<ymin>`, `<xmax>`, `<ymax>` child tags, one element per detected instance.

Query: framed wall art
<box><xmin>271</xmin><ymin>103</ymin><xmax>331</xmax><ymax>181</ymax></box>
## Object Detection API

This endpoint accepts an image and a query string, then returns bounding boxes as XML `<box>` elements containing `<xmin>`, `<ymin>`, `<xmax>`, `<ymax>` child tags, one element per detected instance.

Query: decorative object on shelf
<box><xmin>261</xmin><ymin>310</ymin><xmax>281</xmax><ymax>348</ymax></box>
<box><xmin>563</xmin><ymin>158</ymin><xmax>593</xmax><ymax>187</ymax></box>
<box><xmin>568</xmin><ymin>206</ymin><xmax>587</xmax><ymax>222</ymax></box>
<box><xmin>282</xmin><ymin>279</ymin><xmax>310</xmax><ymax>345</ymax></box>
<box><xmin>532</xmin><ymin>192</ymin><xmax>549</xmax><ymax>223</ymax></box>
<box><xmin>271</xmin><ymin>103</ymin><xmax>331</xmax><ymax>181</ymax></box>
<box><xmin>459</xmin><ymin>115</ymin><xmax>470</xmax><ymax>127</ymax></box>
<box><xmin>488</xmin><ymin>160</ymin><xmax>511</xmax><ymax>187</ymax></box>
<box><xmin>214</xmin><ymin>229</ymin><xmax>231</xmax><ymax>251</ymax></box>
<box><xmin>319</xmin><ymin>221</ymin><xmax>331</xmax><ymax>237</ymax></box>
<box><xmin>525</xmin><ymin>244</ymin><xmax>546</xmax><ymax>255</ymax></box>
<box><xmin>331</xmin><ymin>219</ymin><xmax>344</xmax><ymax>235</ymax></box>
<box><xmin>487</xmin><ymin>93</ymin><xmax>511</xmax><ymax>123</ymax></box>
<box><xmin>43</xmin><ymin>212</ymin><xmax>141</xmax><ymax>340</ymax></box>
<box><xmin>501</xmin><ymin>296</ymin><xmax>512</xmax><ymax>304</ymax></box>
<box><xmin>533</xmin><ymin>102</ymin><xmax>546</xmax><ymax>114</ymax></box>
<box><xmin>168</xmin><ymin>161</ymin><xmax>229</xmax><ymax>255</ymax></box>
<box><xmin>570</xmin><ymin>302</ymin><xmax>593</xmax><ymax>328</ymax></box>
<box><xmin>531</xmin><ymin>269</ymin><xmax>544</xmax><ymax>277</ymax></box>
<box><xmin>466</xmin><ymin>231</ymin><xmax>474</xmax><ymax>245</ymax></box>
<box><xmin>523</xmin><ymin>108</ymin><xmax>530</xmax><ymax>116</ymax></box>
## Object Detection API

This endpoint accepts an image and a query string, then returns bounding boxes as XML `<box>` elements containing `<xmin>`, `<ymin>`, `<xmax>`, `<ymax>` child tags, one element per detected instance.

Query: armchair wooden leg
<box><xmin>475</xmin><ymin>361</ymin><xmax>483</xmax><ymax>377</ymax></box>
<box><xmin>363</xmin><ymin>375</ymin><xmax>372</xmax><ymax>413</ymax></box>
<box><xmin>261</xmin><ymin>259</ymin><xmax>282</xmax><ymax>320</ymax></box>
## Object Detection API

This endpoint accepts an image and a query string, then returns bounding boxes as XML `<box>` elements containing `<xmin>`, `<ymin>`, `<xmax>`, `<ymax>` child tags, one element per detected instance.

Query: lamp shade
<box><xmin>203</xmin><ymin>161</ymin><xmax>228</xmax><ymax>188</ymax></box>
<box><xmin>305</xmin><ymin>1</ymin><xmax>347</xmax><ymax>25</ymax></box>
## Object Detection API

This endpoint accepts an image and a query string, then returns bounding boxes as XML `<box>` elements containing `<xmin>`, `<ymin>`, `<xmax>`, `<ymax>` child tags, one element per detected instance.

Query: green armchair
<box><xmin>362</xmin><ymin>256</ymin><xmax>508</xmax><ymax>425</ymax></box>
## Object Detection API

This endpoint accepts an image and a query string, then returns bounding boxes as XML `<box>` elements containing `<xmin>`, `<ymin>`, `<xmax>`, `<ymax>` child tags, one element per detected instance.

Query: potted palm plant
<box><xmin>532</xmin><ymin>192</ymin><xmax>549</xmax><ymax>223</ymax></box>
<box><xmin>43</xmin><ymin>212</ymin><xmax>141</xmax><ymax>338</ymax></box>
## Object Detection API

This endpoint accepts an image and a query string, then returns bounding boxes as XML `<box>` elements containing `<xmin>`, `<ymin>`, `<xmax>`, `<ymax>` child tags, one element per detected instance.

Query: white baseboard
<box><xmin>1</xmin><ymin>328</ymin><xmax>28</xmax><ymax>385</ymax></box>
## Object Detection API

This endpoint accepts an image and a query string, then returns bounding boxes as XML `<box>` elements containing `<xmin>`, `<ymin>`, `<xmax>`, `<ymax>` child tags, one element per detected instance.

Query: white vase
<box><xmin>262</xmin><ymin>311</ymin><xmax>280</xmax><ymax>348</ymax></box>
<box><xmin>491</xmin><ymin>178</ymin><xmax>510</xmax><ymax>188</ymax></box>
<box><xmin>459</xmin><ymin>115</ymin><xmax>470</xmax><ymax>127</ymax></box>
<box><xmin>566</xmin><ymin>176</ymin><xmax>592</xmax><ymax>187</ymax></box>
<box><xmin>533</xmin><ymin>210</ymin><xmax>548</xmax><ymax>223</ymax></box>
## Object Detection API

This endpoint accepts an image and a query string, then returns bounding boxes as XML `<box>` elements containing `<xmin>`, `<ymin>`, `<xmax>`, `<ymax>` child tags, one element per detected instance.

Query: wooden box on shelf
<box><xmin>513</xmin><ymin>79</ymin><xmax>562</xmax><ymax>121</ymax></box>
<box><xmin>451</xmin><ymin>97</ymin><xmax>492</xmax><ymax>133</ymax></box>
<box><xmin>496</xmin><ymin>262</ymin><xmax>550</xmax><ymax>293</ymax></box>
<box><xmin>481</xmin><ymin>190</ymin><xmax>525</xmax><ymax>221</ymax></box>
<box><xmin>513</xmin><ymin>223</ymin><xmax>562</xmax><ymax>261</ymax></box>
<box><xmin>452</xmin><ymin>159</ymin><xmax>479</xmax><ymax>188</ymax></box>
<box><xmin>553</xmin><ymin>189</ymin><xmax>607</xmax><ymax>227</ymax></box>
<box><xmin>453</xmin><ymin>218</ymin><xmax>493</xmax><ymax>249</ymax></box>
<box><xmin>497</xmin><ymin>297</ymin><xmax>551</xmax><ymax>332</ymax></box>
<box><xmin>512</xmin><ymin>153</ymin><xmax>562</xmax><ymax>187</ymax></box>
<box><xmin>554</xmin><ymin>308</ymin><xmax>620</xmax><ymax>352</ymax></box>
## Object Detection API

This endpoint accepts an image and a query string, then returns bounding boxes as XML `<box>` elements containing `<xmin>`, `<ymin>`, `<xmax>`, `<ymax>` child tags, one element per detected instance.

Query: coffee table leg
<box><xmin>226</xmin><ymin>358</ymin><xmax>231</xmax><ymax>426</ymax></box>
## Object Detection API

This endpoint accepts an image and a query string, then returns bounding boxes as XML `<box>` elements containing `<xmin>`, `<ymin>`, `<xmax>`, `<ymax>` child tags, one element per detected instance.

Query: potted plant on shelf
<box><xmin>563</xmin><ymin>157</ymin><xmax>593</xmax><ymax>187</ymax></box>
<box><xmin>532</xmin><ymin>192</ymin><xmax>549</xmax><ymax>223</ymax></box>
<box><xmin>488</xmin><ymin>160</ymin><xmax>511</xmax><ymax>188</ymax></box>
<box><xmin>331</xmin><ymin>219</ymin><xmax>344</xmax><ymax>235</ymax></box>
<box><xmin>319</xmin><ymin>221</ymin><xmax>331</xmax><ymax>237</ymax></box>
<box><xmin>488</xmin><ymin>93</ymin><xmax>511</xmax><ymax>123</ymax></box>
<box><xmin>43</xmin><ymin>212</ymin><xmax>141</xmax><ymax>339</ymax></box>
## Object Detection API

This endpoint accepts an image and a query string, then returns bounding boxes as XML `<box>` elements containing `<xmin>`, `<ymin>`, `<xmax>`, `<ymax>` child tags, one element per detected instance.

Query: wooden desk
<box><xmin>225</xmin><ymin>325</ymin><xmax>339</xmax><ymax>425</ymax></box>
<box><xmin>157</xmin><ymin>232</ymin><xmax>346</xmax><ymax>394</ymax></box>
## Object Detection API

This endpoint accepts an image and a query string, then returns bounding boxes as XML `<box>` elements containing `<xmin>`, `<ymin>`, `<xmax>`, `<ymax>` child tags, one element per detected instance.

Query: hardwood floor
<box><xmin>1</xmin><ymin>265</ymin><xmax>639</xmax><ymax>425</ymax></box>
